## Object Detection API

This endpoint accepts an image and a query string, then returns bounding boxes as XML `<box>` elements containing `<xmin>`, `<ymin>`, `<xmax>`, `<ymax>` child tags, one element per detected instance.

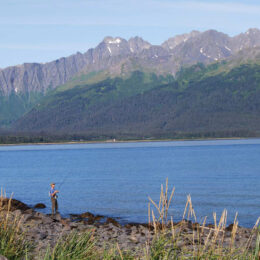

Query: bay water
<box><xmin>0</xmin><ymin>139</ymin><xmax>260</xmax><ymax>227</ymax></box>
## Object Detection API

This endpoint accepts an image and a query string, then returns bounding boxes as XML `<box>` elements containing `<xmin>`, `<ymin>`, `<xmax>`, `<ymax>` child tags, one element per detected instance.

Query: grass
<box><xmin>146</xmin><ymin>179</ymin><xmax>260</xmax><ymax>259</ymax></box>
<box><xmin>101</xmin><ymin>244</ymin><xmax>135</xmax><ymax>260</ymax></box>
<box><xmin>42</xmin><ymin>233</ymin><xmax>135</xmax><ymax>260</ymax></box>
<box><xmin>0</xmin><ymin>192</ymin><xmax>32</xmax><ymax>260</ymax></box>
<box><xmin>42</xmin><ymin>231</ymin><xmax>96</xmax><ymax>260</ymax></box>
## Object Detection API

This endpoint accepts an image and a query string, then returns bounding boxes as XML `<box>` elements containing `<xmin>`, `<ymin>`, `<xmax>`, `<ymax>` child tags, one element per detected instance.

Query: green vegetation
<box><xmin>42</xmin><ymin>232</ymin><xmax>135</xmax><ymax>260</ymax></box>
<box><xmin>37</xmin><ymin>71</ymin><xmax>174</xmax><ymax>111</ymax></box>
<box><xmin>1</xmin><ymin>60</ymin><xmax>260</xmax><ymax>142</ymax></box>
<box><xmin>0</xmin><ymin>196</ymin><xmax>32</xmax><ymax>259</ymax></box>
<box><xmin>0</xmin><ymin>91</ymin><xmax>43</xmax><ymax>127</ymax></box>
<box><xmin>54</xmin><ymin>71</ymin><xmax>111</xmax><ymax>93</ymax></box>
<box><xmin>42</xmin><ymin>231</ymin><xmax>96</xmax><ymax>260</ymax></box>
<box><xmin>10</xmin><ymin>62</ymin><xmax>260</xmax><ymax>141</ymax></box>
<box><xmin>11</xmin><ymin>71</ymin><xmax>175</xmax><ymax>134</ymax></box>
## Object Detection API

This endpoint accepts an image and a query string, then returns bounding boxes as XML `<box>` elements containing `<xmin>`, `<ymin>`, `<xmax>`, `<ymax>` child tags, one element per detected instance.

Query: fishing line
<box><xmin>57</xmin><ymin>170</ymin><xmax>71</xmax><ymax>189</ymax></box>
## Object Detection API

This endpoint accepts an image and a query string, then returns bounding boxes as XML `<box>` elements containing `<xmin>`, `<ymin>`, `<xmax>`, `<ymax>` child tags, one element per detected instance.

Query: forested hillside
<box><xmin>12</xmin><ymin>62</ymin><xmax>260</xmax><ymax>140</ymax></box>
<box><xmin>0</xmin><ymin>92</ymin><xmax>43</xmax><ymax>127</ymax></box>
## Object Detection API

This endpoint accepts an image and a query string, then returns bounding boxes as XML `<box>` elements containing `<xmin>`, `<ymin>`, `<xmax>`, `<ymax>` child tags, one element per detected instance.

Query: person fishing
<box><xmin>49</xmin><ymin>183</ymin><xmax>59</xmax><ymax>216</ymax></box>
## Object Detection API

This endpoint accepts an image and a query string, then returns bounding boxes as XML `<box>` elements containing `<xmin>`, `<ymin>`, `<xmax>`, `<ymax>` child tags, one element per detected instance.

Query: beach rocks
<box><xmin>80</xmin><ymin>211</ymin><xmax>95</xmax><ymax>218</ymax></box>
<box><xmin>0</xmin><ymin>198</ymin><xmax>258</xmax><ymax>259</ymax></box>
<box><xmin>70</xmin><ymin>211</ymin><xmax>105</xmax><ymax>225</ymax></box>
<box><xmin>105</xmin><ymin>217</ymin><xmax>120</xmax><ymax>227</ymax></box>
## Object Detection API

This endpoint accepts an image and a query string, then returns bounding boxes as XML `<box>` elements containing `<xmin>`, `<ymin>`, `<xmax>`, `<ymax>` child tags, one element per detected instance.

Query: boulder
<box><xmin>225</xmin><ymin>223</ymin><xmax>241</xmax><ymax>231</ymax></box>
<box><xmin>34</xmin><ymin>203</ymin><xmax>46</xmax><ymax>209</ymax></box>
<box><xmin>0</xmin><ymin>198</ymin><xmax>30</xmax><ymax>211</ymax></box>
<box><xmin>73</xmin><ymin>212</ymin><xmax>105</xmax><ymax>224</ymax></box>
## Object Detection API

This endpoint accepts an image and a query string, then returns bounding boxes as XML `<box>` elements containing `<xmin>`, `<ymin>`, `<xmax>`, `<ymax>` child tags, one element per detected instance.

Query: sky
<box><xmin>1</xmin><ymin>0</ymin><xmax>260</xmax><ymax>68</ymax></box>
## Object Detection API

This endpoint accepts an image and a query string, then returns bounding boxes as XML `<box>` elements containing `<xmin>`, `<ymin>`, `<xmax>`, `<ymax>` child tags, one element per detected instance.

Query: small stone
<box><xmin>69</xmin><ymin>222</ymin><xmax>78</xmax><ymax>229</ymax></box>
<box><xmin>13</xmin><ymin>209</ymin><xmax>22</xmax><ymax>216</ymax></box>
<box><xmin>176</xmin><ymin>240</ymin><xmax>185</xmax><ymax>247</ymax></box>
<box><xmin>63</xmin><ymin>225</ymin><xmax>71</xmax><ymax>231</ymax></box>
<box><xmin>129</xmin><ymin>235</ymin><xmax>138</xmax><ymax>244</ymax></box>
<box><xmin>60</xmin><ymin>218</ymin><xmax>70</xmax><ymax>226</ymax></box>
<box><xmin>105</xmin><ymin>217</ymin><xmax>121</xmax><ymax>227</ymax></box>
<box><xmin>53</xmin><ymin>213</ymin><xmax>62</xmax><ymax>221</ymax></box>
<box><xmin>80</xmin><ymin>212</ymin><xmax>95</xmax><ymax>218</ymax></box>
<box><xmin>39</xmin><ymin>232</ymin><xmax>48</xmax><ymax>240</ymax></box>
<box><xmin>111</xmin><ymin>233</ymin><xmax>118</xmax><ymax>238</ymax></box>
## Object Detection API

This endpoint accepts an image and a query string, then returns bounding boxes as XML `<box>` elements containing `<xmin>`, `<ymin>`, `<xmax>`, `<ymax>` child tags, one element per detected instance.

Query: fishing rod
<box><xmin>59</xmin><ymin>173</ymin><xmax>70</xmax><ymax>189</ymax></box>
<box><xmin>55</xmin><ymin>170</ymin><xmax>71</xmax><ymax>190</ymax></box>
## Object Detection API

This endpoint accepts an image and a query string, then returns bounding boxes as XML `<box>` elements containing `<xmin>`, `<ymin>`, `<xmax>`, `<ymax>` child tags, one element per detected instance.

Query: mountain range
<box><xmin>1</xmin><ymin>28</ymin><xmax>260</xmax><ymax>141</ymax></box>
<box><xmin>1</xmin><ymin>28</ymin><xmax>260</xmax><ymax>96</ymax></box>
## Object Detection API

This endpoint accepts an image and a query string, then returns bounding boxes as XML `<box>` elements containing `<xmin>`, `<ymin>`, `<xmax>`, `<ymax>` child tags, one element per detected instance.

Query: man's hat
<box><xmin>50</xmin><ymin>183</ymin><xmax>55</xmax><ymax>186</ymax></box>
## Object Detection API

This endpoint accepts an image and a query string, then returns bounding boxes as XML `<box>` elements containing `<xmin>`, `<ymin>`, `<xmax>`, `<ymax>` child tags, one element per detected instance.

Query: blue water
<box><xmin>0</xmin><ymin>139</ymin><xmax>260</xmax><ymax>227</ymax></box>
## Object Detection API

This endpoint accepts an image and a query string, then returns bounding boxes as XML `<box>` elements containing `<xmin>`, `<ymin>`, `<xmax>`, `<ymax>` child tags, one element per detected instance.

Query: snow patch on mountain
<box><xmin>225</xmin><ymin>46</ymin><xmax>231</xmax><ymax>52</ymax></box>
<box><xmin>108</xmin><ymin>38</ymin><xmax>121</xmax><ymax>44</ymax></box>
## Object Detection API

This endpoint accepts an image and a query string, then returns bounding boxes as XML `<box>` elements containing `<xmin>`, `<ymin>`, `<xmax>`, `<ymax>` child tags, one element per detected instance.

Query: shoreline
<box><xmin>0</xmin><ymin>197</ymin><xmax>258</xmax><ymax>259</ymax></box>
<box><xmin>2</xmin><ymin>196</ymin><xmax>259</xmax><ymax>231</ymax></box>
<box><xmin>0</xmin><ymin>136</ymin><xmax>259</xmax><ymax>147</ymax></box>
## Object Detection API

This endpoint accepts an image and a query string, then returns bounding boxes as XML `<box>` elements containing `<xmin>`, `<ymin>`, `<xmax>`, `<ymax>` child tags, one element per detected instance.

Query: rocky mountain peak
<box><xmin>245</xmin><ymin>28</ymin><xmax>260</xmax><ymax>35</ymax></box>
<box><xmin>95</xmin><ymin>36</ymin><xmax>130</xmax><ymax>58</ymax></box>
<box><xmin>162</xmin><ymin>30</ymin><xmax>200</xmax><ymax>51</ymax></box>
<box><xmin>169</xmin><ymin>29</ymin><xmax>232</xmax><ymax>65</ymax></box>
<box><xmin>231</xmin><ymin>28</ymin><xmax>260</xmax><ymax>52</ymax></box>
<box><xmin>128</xmin><ymin>36</ymin><xmax>151</xmax><ymax>53</ymax></box>
<box><xmin>203</xmin><ymin>29</ymin><xmax>229</xmax><ymax>41</ymax></box>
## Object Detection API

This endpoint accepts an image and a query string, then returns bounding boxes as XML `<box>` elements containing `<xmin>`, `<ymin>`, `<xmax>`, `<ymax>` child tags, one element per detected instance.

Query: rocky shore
<box><xmin>0</xmin><ymin>198</ymin><xmax>258</xmax><ymax>259</ymax></box>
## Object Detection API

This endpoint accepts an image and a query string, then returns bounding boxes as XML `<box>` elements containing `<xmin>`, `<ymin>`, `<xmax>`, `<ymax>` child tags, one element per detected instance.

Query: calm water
<box><xmin>0</xmin><ymin>139</ymin><xmax>260</xmax><ymax>227</ymax></box>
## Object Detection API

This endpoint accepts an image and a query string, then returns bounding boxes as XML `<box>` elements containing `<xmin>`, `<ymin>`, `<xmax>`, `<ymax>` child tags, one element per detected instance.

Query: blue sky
<box><xmin>1</xmin><ymin>0</ymin><xmax>260</xmax><ymax>68</ymax></box>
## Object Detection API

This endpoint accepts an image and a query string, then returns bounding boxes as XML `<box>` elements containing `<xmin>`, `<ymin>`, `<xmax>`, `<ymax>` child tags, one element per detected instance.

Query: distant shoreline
<box><xmin>0</xmin><ymin>136</ymin><xmax>258</xmax><ymax>146</ymax></box>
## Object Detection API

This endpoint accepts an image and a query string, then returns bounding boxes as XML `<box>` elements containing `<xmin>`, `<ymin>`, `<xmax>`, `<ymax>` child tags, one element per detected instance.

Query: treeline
<box><xmin>0</xmin><ymin>129</ymin><xmax>259</xmax><ymax>145</ymax></box>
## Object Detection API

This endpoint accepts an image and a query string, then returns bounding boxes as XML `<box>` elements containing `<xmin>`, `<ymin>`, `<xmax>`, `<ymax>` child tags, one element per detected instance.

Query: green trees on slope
<box><xmin>1</xmin><ymin>62</ymin><xmax>260</xmax><ymax>142</ymax></box>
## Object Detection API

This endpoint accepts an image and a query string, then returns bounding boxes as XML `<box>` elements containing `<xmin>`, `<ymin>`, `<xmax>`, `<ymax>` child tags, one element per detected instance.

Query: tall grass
<box><xmin>42</xmin><ymin>231</ymin><xmax>96</xmax><ymax>260</ymax></box>
<box><xmin>0</xmin><ymin>192</ymin><xmax>32</xmax><ymax>259</ymax></box>
<box><xmin>147</xmin><ymin>178</ymin><xmax>260</xmax><ymax>259</ymax></box>
<box><xmin>101</xmin><ymin>244</ymin><xmax>135</xmax><ymax>260</ymax></box>
<box><xmin>42</xmin><ymin>233</ymin><xmax>136</xmax><ymax>260</ymax></box>
<box><xmin>148</xmin><ymin>178</ymin><xmax>175</xmax><ymax>232</ymax></box>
